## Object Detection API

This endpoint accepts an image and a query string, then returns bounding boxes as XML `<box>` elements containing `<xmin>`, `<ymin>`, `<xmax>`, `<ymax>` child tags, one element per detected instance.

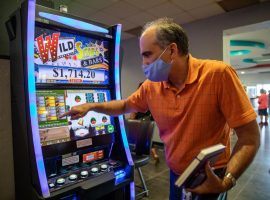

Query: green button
<box><xmin>108</xmin><ymin>125</ymin><xmax>114</xmax><ymax>133</ymax></box>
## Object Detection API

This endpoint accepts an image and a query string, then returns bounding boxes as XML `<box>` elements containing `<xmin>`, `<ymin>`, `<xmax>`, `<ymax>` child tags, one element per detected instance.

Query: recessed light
<box><xmin>243</xmin><ymin>58</ymin><xmax>256</xmax><ymax>63</ymax></box>
<box><xmin>230</xmin><ymin>40</ymin><xmax>265</xmax><ymax>49</ymax></box>
<box><xmin>230</xmin><ymin>50</ymin><xmax>251</xmax><ymax>56</ymax></box>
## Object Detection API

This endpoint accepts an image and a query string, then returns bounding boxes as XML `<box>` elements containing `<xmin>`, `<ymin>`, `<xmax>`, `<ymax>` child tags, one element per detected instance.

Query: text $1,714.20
<box><xmin>52</xmin><ymin>67</ymin><xmax>96</xmax><ymax>80</ymax></box>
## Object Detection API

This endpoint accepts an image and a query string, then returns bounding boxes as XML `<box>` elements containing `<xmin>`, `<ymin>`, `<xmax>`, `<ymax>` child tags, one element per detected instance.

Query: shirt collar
<box><xmin>185</xmin><ymin>54</ymin><xmax>200</xmax><ymax>84</ymax></box>
<box><xmin>163</xmin><ymin>54</ymin><xmax>200</xmax><ymax>88</ymax></box>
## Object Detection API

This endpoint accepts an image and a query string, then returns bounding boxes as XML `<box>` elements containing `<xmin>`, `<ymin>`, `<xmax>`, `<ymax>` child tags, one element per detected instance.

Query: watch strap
<box><xmin>224</xmin><ymin>172</ymin><xmax>236</xmax><ymax>188</ymax></box>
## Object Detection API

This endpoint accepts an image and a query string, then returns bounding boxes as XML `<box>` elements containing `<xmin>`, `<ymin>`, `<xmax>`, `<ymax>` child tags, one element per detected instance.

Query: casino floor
<box><xmin>135</xmin><ymin>120</ymin><xmax>270</xmax><ymax>200</ymax></box>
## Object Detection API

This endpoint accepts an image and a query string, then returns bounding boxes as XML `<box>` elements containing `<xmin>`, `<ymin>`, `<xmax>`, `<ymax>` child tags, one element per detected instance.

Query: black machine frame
<box><xmin>6</xmin><ymin>1</ymin><xmax>134</xmax><ymax>199</ymax></box>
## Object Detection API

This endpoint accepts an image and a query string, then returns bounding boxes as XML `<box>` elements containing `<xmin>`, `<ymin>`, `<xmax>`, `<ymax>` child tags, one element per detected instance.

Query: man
<box><xmin>258</xmin><ymin>89</ymin><xmax>268</xmax><ymax>125</ymax></box>
<box><xmin>61</xmin><ymin>18</ymin><xmax>260</xmax><ymax>200</ymax></box>
<box><xmin>268</xmin><ymin>90</ymin><xmax>270</xmax><ymax>116</ymax></box>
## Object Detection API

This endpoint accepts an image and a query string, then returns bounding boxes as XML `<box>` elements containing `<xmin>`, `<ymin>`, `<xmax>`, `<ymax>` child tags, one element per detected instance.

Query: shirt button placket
<box><xmin>175</xmin><ymin>94</ymin><xmax>181</xmax><ymax>109</ymax></box>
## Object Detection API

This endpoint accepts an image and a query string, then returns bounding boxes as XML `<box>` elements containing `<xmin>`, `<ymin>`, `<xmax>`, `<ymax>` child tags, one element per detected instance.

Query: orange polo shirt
<box><xmin>125</xmin><ymin>55</ymin><xmax>257</xmax><ymax>174</ymax></box>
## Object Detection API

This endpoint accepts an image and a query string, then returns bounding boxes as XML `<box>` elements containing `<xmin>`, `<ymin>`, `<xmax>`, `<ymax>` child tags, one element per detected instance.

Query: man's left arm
<box><xmin>215</xmin><ymin>65</ymin><xmax>260</xmax><ymax>190</ymax></box>
<box><xmin>188</xmin><ymin>119</ymin><xmax>260</xmax><ymax>194</ymax></box>
<box><xmin>223</xmin><ymin>119</ymin><xmax>260</xmax><ymax>188</ymax></box>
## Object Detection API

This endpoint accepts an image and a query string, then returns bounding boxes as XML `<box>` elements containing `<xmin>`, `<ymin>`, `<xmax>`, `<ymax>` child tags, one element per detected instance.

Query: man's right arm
<box><xmin>60</xmin><ymin>100</ymin><xmax>136</xmax><ymax>120</ymax></box>
<box><xmin>89</xmin><ymin>100</ymin><xmax>135</xmax><ymax>116</ymax></box>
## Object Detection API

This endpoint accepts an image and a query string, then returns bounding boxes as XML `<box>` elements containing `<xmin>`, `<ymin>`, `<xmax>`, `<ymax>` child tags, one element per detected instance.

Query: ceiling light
<box><xmin>243</xmin><ymin>58</ymin><xmax>257</xmax><ymax>63</ymax></box>
<box><xmin>230</xmin><ymin>50</ymin><xmax>251</xmax><ymax>56</ymax></box>
<box><xmin>38</xmin><ymin>12</ymin><xmax>109</xmax><ymax>34</ymax></box>
<box><xmin>230</xmin><ymin>40</ymin><xmax>265</xmax><ymax>49</ymax></box>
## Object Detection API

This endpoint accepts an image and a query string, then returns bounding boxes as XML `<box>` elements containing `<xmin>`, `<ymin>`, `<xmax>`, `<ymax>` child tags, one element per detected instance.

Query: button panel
<box><xmin>48</xmin><ymin>160</ymin><xmax>120</xmax><ymax>191</ymax></box>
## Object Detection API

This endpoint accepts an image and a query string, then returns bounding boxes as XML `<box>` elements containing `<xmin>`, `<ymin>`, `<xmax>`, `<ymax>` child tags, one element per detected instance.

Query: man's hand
<box><xmin>186</xmin><ymin>162</ymin><xmax>231</xmax><ymax>194</ymax></box>
<box><xmin>59</xmin><ymin>103</ymin><xmax>91</xmax><ymax>120</ymax></box>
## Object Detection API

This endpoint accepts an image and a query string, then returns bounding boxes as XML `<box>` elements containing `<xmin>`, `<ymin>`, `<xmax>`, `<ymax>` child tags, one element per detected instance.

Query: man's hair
<box><xmin>141</xmin><ymin>17</ymin><xmax>189</xmax><ymax>55</ymax></box>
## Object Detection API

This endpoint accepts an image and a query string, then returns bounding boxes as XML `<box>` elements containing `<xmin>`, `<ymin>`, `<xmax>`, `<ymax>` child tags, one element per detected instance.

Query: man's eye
<box><xmin>145</xmin><ymin>53</ymin><xmax>152</xmax><ymax>58</ymax></box>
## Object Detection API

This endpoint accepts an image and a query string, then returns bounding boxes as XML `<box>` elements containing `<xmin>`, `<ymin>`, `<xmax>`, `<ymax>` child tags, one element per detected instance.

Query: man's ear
<box><xmin>170</xmin><ymin>43</ymin><xmax>179</xmax><ymax>57</ymax></box>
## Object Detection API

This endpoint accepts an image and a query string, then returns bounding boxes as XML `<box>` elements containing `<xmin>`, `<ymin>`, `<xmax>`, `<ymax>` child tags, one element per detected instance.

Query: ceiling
<box><xmin>42</xmin><ymin>0</ymin><xmax>270</xmax><ymax>73</ymax></box>
<box><xmin>50</xmin><ymin>0</ymin><xmax>269</xmax><ymax>40</ymax></box>
<box><xmin>227</xmin><ymin>22</ymin><xmax>270</xmax><ymax>74</ymax></box>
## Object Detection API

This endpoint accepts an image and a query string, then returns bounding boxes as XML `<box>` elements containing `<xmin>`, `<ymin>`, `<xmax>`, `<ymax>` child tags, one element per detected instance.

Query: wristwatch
<box><xmin>224</xmin><ymin>172</ymin><xmax>237</xmax><ymax>188</ymax></box>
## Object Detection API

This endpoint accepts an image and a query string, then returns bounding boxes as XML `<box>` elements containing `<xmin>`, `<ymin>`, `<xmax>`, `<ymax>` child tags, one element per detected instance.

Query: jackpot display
<box><xmin>7</xmin><ymin>1</ymin><xmax>134</xmax><ymax>200</ymax></box>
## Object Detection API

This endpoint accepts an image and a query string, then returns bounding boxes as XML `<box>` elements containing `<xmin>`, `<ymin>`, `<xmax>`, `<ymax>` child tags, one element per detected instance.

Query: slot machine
<box><xmin>6</xmin><ymin>0</ymin><xmax>134</xmax><ymax>199</ymax></box>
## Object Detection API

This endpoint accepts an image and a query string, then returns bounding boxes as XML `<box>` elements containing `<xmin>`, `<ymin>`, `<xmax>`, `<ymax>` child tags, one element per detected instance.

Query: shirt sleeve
<box><xmin>125</xmin><ymin>82</ymin><xmax>149</xmax><ymax>113</ymax></box>
<box><xmin>218</xmin><ymin>66</ymin><xmax>257</xmax><ymax>128</ymax></box>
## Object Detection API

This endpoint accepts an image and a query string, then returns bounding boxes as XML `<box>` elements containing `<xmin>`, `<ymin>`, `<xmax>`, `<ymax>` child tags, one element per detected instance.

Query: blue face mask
<box><xmin>142</xmin><ymin>46</ymin><xmax>172</xmax><ymax>82</ymax></box>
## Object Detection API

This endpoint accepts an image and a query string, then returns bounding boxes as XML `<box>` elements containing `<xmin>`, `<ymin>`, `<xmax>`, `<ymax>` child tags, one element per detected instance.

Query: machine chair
<box><xmin>125</xmin><ymin>119</ymin><xmax>155</xmax><ymax>198</ymax></box>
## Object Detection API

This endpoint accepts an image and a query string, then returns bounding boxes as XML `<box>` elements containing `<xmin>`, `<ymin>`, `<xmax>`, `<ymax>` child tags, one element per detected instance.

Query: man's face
<box><xmin>140</xmin><ymin>28</ymin><xmax>169</xmax><ymax>66</ymax></box>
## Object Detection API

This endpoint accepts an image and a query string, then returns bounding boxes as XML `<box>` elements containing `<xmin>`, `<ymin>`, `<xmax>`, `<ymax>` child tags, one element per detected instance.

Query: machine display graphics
<box><xmin>34</xmin><ymin>26</ymin><xmax>110</xmax><ymax>84</ymax></box>
<box><xmin>37</xmin><ymin>90</ymin><xmax>115</xmax><ymax>146</ymax></box>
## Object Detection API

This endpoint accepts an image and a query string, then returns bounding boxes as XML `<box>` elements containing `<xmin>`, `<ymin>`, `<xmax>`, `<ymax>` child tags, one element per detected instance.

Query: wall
<box><xmin>0</xmin><ymin>59</ymin><xmax>15</xmax><ymax>200</ymax></box>
<box><xmin>0</xmin><ymin>1</ymin><xmax>21</xmax><ymax>56</ymax></box>
<box><xmin>239</xmin><ymin>73</ymin><xmax>270</xmax><ymax>86</ymax></box>
<box><xmin>120</xmin><ymin>1</ymin><xmax>270</xmax><ymax>98</ymax></box>
<box><xmin>120</xmin><ymin>38</ymin><xmax>145</xmax><ymax>99</ymax></box>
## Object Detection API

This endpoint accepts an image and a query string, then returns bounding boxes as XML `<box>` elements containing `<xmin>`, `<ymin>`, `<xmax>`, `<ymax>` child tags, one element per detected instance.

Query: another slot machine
<box><xmin>6</xmin><ymin>0</ymin><xmax>134</xmax><ymax>199</ymax></box>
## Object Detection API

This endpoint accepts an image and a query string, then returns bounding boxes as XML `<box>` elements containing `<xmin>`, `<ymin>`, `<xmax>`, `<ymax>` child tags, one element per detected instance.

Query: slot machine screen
<box><xmin>37</xmin><ymin>90</ymin><xmax>115</xmax><ymax>146</ymax></box>
<box><xmin>34</xmin><ymin>26</ymin><xmax>110</xmax><ymax>85</ymax></box>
